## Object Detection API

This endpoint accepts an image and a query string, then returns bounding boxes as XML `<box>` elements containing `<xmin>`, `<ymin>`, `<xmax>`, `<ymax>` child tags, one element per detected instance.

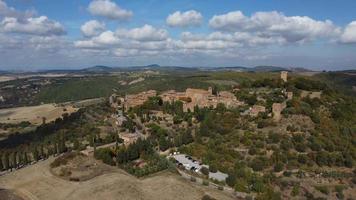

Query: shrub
<box><xmin>226</xmin><ymin>173</ymin><xmax>236</xmax><ymax>187</ymax></box>
<box><xmin>201</xmin><ymin>166</ymin><xmax>209</xmax><ymax>175</ymax></box>
<box><xmin>315</xmin><ymin>186</ymin><xmax>329</xmax><ymax>195</ymax></box>
<box><xmin>201</xmin><ymin>195</ymin><xmax>216</xmax><ymax>200</ymax></box>
<box><xmin>283</xmin><ymin>171</ymin><xmax>292</xmax><ymax>177</ymax></box>
<box><xmin>202</xmin><ymin>180</ymin><xmax>209</xmax><ymax>186</ymax></box>
<box><xmin>274</xmin><ymin>162</ymin><xmax>284</xmax><ymax>172</ymax></box>
<box><xmin>209</xmin><ymin>165</ymin><xmax>218</xmax><ymax>173</ymax></box>
<box><xmin>291</xmin><ymin>185</ymin><xmax>300</xmax><ymax>196</ymax></box>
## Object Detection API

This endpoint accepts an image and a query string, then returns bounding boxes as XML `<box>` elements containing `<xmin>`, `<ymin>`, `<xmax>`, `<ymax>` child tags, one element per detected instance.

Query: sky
<box><xmin>0</xmin><ymin>0</ymin><xmax>356</xmax><ymax>71</ymax></box>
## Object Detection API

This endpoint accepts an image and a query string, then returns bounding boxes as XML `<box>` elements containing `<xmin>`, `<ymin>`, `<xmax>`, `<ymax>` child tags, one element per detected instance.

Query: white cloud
<box><xmin>340</xmin><ymin>21</ymin><xmax>356</xmax><ymax>44</ymax></box>
<box><xmin>88</xmin><ymin>0</ymin><xmax>132</xmax><ymax>20</ymax></box>
<box><xmin>209</xmin><ymin>11</ymin><xmax>340</xmax><ymax>42</ymax></box>
<box><xmin>180</xmin><ymin>31</ymin><xmax>285</xmax><ymax>48</ymax></box>
<box><xmin>0</xmin><ymin>0</ymin><xmax>35</xmax><ymax>19</ymax></box>
<box><xmin>0</xmin><ymin>16</ymin><xmax>65</xmax><ymax>36</ymax></box>
<box><xmin>116</xmin><ymin>24</ymin><xmax>168</xmax><ymax>41</ymax></box>
<box><xmin>81</xmin><ymin>20</ymin><xmax>105</xmax><ymax>37</ymax></box>
<box><xmin>166</xmin><ymin>10</ymin><xmax>203</xmax><ymax>27</ymax></box>
<box><xmin>74</xmin><ymin>30</ymin><xmax>120</xmax><ymax>49</ymax></box>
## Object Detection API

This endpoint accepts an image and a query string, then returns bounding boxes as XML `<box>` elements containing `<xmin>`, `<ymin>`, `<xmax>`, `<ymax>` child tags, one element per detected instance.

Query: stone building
<box><xmin>249</xmin><ymin>105</ymin><xmax>266</xmax><ymax>117</ymax></box>
<box><xmin>124</xmin><ymin>90</ymin><xmax>157</xmax><ymax>109</ymax></box>
<box><xmin>272</xmin><ymin>102</ymin><xmax>287</xmax><ymax>122</ymax></box>
<box><xmin>281</xmin><ymin>71</ymin><xmax>288</xmax><ymax>82</ymax></box>
<box><xmin>160</xmin><ymin>87</ymin><xmax>243</xmax><ymax>112</ymax></box>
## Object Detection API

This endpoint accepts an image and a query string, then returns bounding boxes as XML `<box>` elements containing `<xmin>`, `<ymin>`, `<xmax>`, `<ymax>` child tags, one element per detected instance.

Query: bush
<box><xmin>335</xmin><ymin>185</ymin><xmax>345</xmax><ymax>199</ymax></box>
<box><xmin>94</xmin><ymin>148</ymin><xmax>115</xmax><ymax>166</ymax></box>
<box><xmin>274</xmin><ymin>162</ymin><xmax>284</xmax><ymax>172</ymax></box>
<box><xmin>315</xmin><ymin>186</ymin><xmax>329</xmax><ymax>195</ymax></box>
<box><xmin>225</xmin><ymin>173</ymin><xmax>236</xmax><ymax>187</ymax></box>
<box><xmin>283</xmin><ymin>171</ymin><xmax>292</xmax><ymax>177</ymax></box>
<box><xmin>201</xmin><ymin>166</ymin><xmax>209</xmax><ymax>176</ymax></box>
<box><xmin>202</xmin><ymin>180</ymin><xmax>209</xmax><ymax>186</ymax></box>
<box><xmin>201</xmin><ymin>194</ymin><xmax>216</xmax><ymax>200</ymax></box>
<box><xmin>209</xmin><ymin>165</ymin><xmax>218</xmax><ymax>173</ymax></box>
<box><xmin>291</xmin><ymin>185</ymin><xmax>300</xmax><ymax>196</ymax></box>
<box><xmin>249</xmin><ymin>156</ymin><xmax>268</xmax><ymax>171</ymax></box>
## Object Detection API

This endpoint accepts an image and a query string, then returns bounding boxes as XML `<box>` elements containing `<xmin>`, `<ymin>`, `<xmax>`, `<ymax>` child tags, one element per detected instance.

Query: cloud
<box><xmin>180</xmin><ymin>31</ymin><xmax>285</xmax><ymax>48</ymax></box>
<box><xmin>0</xmin><ymin>0</ymin><xmax>35</xmax><ymax>19</ymax></box>
<box><xmin>88</xmin><ymin>0</ymin><xmax>132</xmax><ymax>20</ymax></box>
<box><xmin>340</xmin><ymin>21</ymin><xmax>356</xmax><ymax>44</ymax></box>
<box><xmin>116</xmin><ymin>24</ymin><xmax>168</xmax><ymax>41</ymax></box>
<box><xmin>0</xmin><ymin>16</ymin><xmax>65</xmax><ymax>36</ymax></box>
<box><xmin>81</xmin><ymin>20</ymin><xmax>105</xmax><ymax>37</ymax></box>
<box><xmin>74</xmin><ymin>30</ymin><xmax>120</xmax><ymax>49</ymax></box>
<box><xmin>209</xmin><ymin>11</ymin><xmax>340</xmax><ymax>42</ymax></box>
<box><xmin>166</xmin><ymin>10</ymin><xmax>203</xmax><ymax>27</ymax></box>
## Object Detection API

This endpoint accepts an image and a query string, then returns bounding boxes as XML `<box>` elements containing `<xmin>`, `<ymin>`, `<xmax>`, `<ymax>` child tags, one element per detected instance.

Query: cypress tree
<box><xmin>0</xmin><ymin>154</ymin><xmax>3</xmax><ymax>171</ymax></box>
<box><xmin>4</xmin><ymin>153</ymin><xmax>9</xmax><ymax>170</ymax></box>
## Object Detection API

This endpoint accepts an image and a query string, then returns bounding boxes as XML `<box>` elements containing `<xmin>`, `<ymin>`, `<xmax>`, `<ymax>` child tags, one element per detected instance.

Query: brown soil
<box><xmin>50</xmin><ymin>153</ymin><xmax>113</xmax><ymax>182</ymax></box>
<box><xmin>0</xmin><ymin>157</ymin><xmax>235</xmax><ymax>200</ymax></box>
<box><xmin>0</xmin><ymin>104</ymin><xmax>78</xmax><ymax>125</ymax></box>
<box><xmin>0</xmin><ymin>188</ymin><xmax>24</xmax><ymax>200</ymax></box>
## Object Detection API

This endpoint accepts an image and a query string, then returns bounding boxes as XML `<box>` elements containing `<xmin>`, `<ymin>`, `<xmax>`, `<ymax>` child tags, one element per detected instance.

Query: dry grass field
<box><xmin>0</xmin><ymin>157</ymin><xmax>236</xmax><ymax>200</ymax></box>
<box><xmin>0</xmin><ymin>76</ymin><xmax>16</xmax><ymax>82</ymax></box>
<box><xmin>0</xmin><ymin>104</ymin><xmax>78</xmax><ymax>125</ymax></box>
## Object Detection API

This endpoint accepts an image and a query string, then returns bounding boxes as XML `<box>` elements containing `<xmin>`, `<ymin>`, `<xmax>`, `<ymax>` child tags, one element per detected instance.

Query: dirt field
<box><xmin>51</xmin><ymin>153</ymin><xmax>114</xmax><ymax>182</ymax></box>
<box><xmin>0</xmin><ymin>104</ymin><xmax>78</xmax><ymax>125</ymax></box>
<box><xmin>0</xmin><ymin>157</ymin><xmax>236</xmax><ymax>200</ymax></box>
<box><xmin>0</xmin><ymin>76</ymin><xmax>16</xmax><ymax>82</ymax></box>
<box><xmin>0</xmin><ymin>188</ymin><xmax>24</xmax><ymax>200</ymax></box>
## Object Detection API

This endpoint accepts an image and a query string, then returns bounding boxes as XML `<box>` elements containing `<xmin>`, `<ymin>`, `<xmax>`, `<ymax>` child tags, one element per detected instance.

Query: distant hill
<box><xmin>0</xmin><ymin>70</ymin><xmax>8</xmax><ymax>74</ymax></box>
<box><xmin>82</xmin><ymin>65</ymin><xmax>113</xmax><ymax>72</ymax></box>
<box><xmin>204</xmin><ymin>66</ymin><xmax>248</xmax><ymax>72</ymax></box>
<box><xmin>251</xmin><ymin>66</ymin><xmax>289</xmax><ymax>72</ymax></box>
<box><xmin>0</xmin><ymin>64</ymin><xmax>318</xmax><ymax>75</ymax></box>
<box><xmin>315</xmin><ymin>71</ymin><xmax>356</xmax><ymax>95</ymax></box>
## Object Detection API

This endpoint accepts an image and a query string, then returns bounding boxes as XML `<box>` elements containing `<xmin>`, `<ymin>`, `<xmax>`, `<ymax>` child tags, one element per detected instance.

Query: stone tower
<box><xmin>208</xmin><ymin>87</ymin><xmax>213</xmax><ymax>95</ymax></box>
<box><xmin>281</xmin><ymin>71</ymin><xmax>288</xmax><ymax>82</ymax></box>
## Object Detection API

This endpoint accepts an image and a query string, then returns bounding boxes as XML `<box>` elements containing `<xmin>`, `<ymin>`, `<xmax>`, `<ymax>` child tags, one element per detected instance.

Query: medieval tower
<box><xmin>281</xmin><ymin>71</ymin><xmax>288</xmax><ymax>82</ymax></box>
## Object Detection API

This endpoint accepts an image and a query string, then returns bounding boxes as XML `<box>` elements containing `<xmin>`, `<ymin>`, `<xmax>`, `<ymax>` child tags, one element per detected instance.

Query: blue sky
<box><xmin>0</xmin><ymin>0</ymin><xmax>356</xmax><ymax>70</ymax></box>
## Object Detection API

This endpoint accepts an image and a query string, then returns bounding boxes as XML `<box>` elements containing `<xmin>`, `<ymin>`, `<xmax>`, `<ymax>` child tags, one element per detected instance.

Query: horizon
<box><xmin>1</xmin><ymin>64</ymin><xmax>353</xmax><ymax>73</ymax></box>
<box><xmin>0</xmin><ymin>0</ymin><xmax>356</xmax><ymax>71</ymax></box>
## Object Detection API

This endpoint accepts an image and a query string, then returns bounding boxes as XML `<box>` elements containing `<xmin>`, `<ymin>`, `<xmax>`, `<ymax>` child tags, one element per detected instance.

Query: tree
<box><xmin>32</xmin><ymin>147</ymin><xmax>39</xmax><ymax>161</ymax></box>
<box><xmin>200</xmin><ymin>166</ymin><xmax>209</xmax><ymax>175</ymax></box>
<box><xmin>0</xmin><ymin>154</ymin><xmax>3</xmax><ymax>171</ymax></box>
<box><xmin>316</xmin><ymin>151</ymin><xmax>328</xmax><ymax>166</ymax></box>
<box><xmin>73</xmin><ymin>139</ymin><xmax>80</xmax><ymax>150</ymax></box>
<box><xmin>209</xmin><ymin>164</ymin><xmax>218</xmax><ymax>173</ymax></box>
<box><xmin>3</xmin><ymin>153</ymin><xmax>9</xmax><ymax>170</ymax></box>
<box><xmin>226</xmin><ymin>173</ymin><xmax>237</xmax><ymax>187</ymax></box>
<box><xmin>182</xmin><ymin>130</ymin><xmax>193</xmax><ymax>145</ymax></box>
<box><xmin>273</xmin><ymin>162</ymin><xmax>284</xmax><ymax>172</ymax></box>
<box><xmin>250</xmin><ymin>156</ymin><xmax>268</xmax><ymax>171</ymax></box>
<box><xmin>159</xmin><ymin>136</ymin><xmax>169</xmax><ymax>151</ymax></box>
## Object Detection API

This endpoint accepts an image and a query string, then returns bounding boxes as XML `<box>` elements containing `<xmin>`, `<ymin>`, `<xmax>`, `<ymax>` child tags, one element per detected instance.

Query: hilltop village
<box><xmin>1</xmin><ymin>70</ymin><xmax>355</xmax><ymax>200</ymax></box>
<box><xmin>112</xmin><ymin>71</ymin><xmax>315</xmax><ymax>126</ymax></box>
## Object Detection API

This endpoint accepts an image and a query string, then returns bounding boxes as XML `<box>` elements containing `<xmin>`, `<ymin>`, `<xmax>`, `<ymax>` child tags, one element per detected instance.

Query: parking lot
<box><xmin>170</xmin><ymin>153</ymin><xmax>229</xmax><ymax>182</ymax></box>
<box><xmin>170</xmin><ymin>154</ymin><xmax>208</xmax><ymax>173</ymax></box>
